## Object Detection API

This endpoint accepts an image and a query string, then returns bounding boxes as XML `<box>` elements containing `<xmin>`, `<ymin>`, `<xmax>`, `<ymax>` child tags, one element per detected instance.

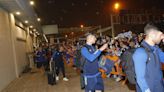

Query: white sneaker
<box><xmin>107</xmin><ymin>74</ymin><xmax>111</xmax><ymax>78</ymax></box>
<box><xmin>113</xmin><ymin>75</ymin><xmax>117</xmax><ymax>78</ymax></box>
<box><xmin>63</xmin><ymin>77</ymin><xmax>69</xmax><ymax>81</ymax></box>
<box><xmin>56</xmin><ymin>76</ymin><xmax>59</xmax><ymax>81</ymax></box>
<box><xmin>115</xmin><ymin>77</ymin><xmax>122</xmax><ymax>82</ymax></box>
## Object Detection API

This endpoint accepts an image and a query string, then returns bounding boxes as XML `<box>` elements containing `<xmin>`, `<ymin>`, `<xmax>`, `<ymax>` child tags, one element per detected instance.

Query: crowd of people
<box><xmin>33</xmin><ymin>22</ymin><xmax>164</xmax><ymax>92</ymax></box>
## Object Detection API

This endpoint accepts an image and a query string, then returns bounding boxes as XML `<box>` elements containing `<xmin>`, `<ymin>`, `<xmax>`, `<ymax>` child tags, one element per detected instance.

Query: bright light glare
<box><xmin>15</xmin><ymin>11</ymin><xmax>21</xmax><ymax>15</ymax></box>
<box><xmin>25</xmin><ymin>20</ymin><xmax>29</xmax><ymax>24</ymax></box>
<box><xmin>30</xmin><ymin>1</ymin><xmax>35</xmax><ymax>5</ymax></box>
<box><xmin>80</xmin><ymin>25</ymin><xmax>84</xmax><ymax>28</ymax></box>
<box><xmin>37</xmin><ymin>18</ymin><xmax>41</xmax><ymax>22</ymax></box>
<box><xmin>114</xmin><ymin>3</ymin><xmax>120</xmax><ymax>10</ymax></box>
<box><xmin>30</xmin><ymin>25</ymin><xmax>33</xmax><ymax>28</ymax></box>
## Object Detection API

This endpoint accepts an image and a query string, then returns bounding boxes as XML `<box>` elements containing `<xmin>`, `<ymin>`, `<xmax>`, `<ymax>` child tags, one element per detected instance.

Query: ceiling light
<box><xmin>30</xmin><ymin>1</ymin><xmax>35</xmax><ymax>5</ymax></box>
<box><xmin>25</xmin><ymin>20</ymin><xmax>29</xmax><ymax>24</ymax></box>
<box><xmin>15</xmin><ymin>11</ymin><xmax>21</xmax><ymax>15</ymax></box>
<box><xmin>37</xmin><ymin>18</ymin><xmax>41</xmax><ymax>22</ymax></box>
<box><xmin>33</xmin><ymin>29</ymin><xmax>36</xmax><ymax>32</ymax></box>
<box><xmin>30</xmin><ymin>25</ymin><xmax>33</xmax><ymax>28</ymax></box>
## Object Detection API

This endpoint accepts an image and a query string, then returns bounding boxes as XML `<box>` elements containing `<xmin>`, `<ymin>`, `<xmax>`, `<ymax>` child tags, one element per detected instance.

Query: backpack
<box><xmin>79</xmin><ymin>45</ymin><xmax>92</xmax><ymax>89</ymax></box>
<box><xmin>80</xmin><ymin>45</ymin><xmax>91</xmax><ymax>73</ymax></box>
<box><xmin>120</xmin><ymin>47</ymin><xmax>150</xmax><ymax>84</ymax></box>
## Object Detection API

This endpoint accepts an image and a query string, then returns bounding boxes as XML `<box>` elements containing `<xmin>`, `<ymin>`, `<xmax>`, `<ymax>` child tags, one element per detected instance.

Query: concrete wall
<box><xmin>0</xmin><ymin>8</ymin><xmax>34</xmax><ymax>91</ymax></box>
<box><xmin>0</xmin><ymin>8</ymin><xmax>17</xmax><ymax>91</ymax></box>
<box><xmin>14</xmin><ymin>25</ymin><xmax>28</xmax><ymax>76</ymax></box>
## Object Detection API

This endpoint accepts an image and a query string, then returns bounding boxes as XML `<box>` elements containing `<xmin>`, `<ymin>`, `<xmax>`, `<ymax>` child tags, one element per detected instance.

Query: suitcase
<box><xmin>47</xmin><ymin>61</ymin><xmax>56</xmax><ymax>85</ymax></box>
<box><xmin>47</xmin><ymin>71</ymin><xmax>56</xmax><ymax>85</ymax></box>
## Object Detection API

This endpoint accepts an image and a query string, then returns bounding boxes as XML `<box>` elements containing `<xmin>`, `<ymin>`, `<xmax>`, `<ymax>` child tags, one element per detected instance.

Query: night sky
<box><xmin>34</xmin><ymin>0</ymin><xmax>164</xmax><ymax>27</ymax></box>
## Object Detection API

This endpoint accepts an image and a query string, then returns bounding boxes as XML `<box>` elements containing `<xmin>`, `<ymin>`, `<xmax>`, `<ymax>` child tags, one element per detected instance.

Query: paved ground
<box><xmin>2</xmin><ymin>66</ymin><xmax>135</xmax><ymax>92</ymax></box>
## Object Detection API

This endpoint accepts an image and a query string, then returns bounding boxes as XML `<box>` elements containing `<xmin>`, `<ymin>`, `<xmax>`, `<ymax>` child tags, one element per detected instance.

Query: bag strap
<box><xmin>140</xmin><ymin>42</ymin><xmax>158</xmax><ymax>65</ymax></box>
<box><xmin>140</xmin><ymin>45</ymin><xmax>151</xmax><ymax>64</ymax></box>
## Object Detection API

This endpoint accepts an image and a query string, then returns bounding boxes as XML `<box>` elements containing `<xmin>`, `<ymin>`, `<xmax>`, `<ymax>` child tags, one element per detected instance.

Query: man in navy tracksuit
<box><xmin>51</xmin><ymin>46</ymin><xmax>69</xmax><ymax>81</ymax></box>
<box><xmin>35</xmin><ymin>47</ymin><xmax>47</xmax><ymax>70</ymax></box>
<box><xmin>81</xmin><ymin>34</ymin><xmax>108</xmax><ymax>92</ymax></box>
<box><xmin>133</xmin><ymin>23</ymin><xmax>164</xmax><ymax>92</ymax></box>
